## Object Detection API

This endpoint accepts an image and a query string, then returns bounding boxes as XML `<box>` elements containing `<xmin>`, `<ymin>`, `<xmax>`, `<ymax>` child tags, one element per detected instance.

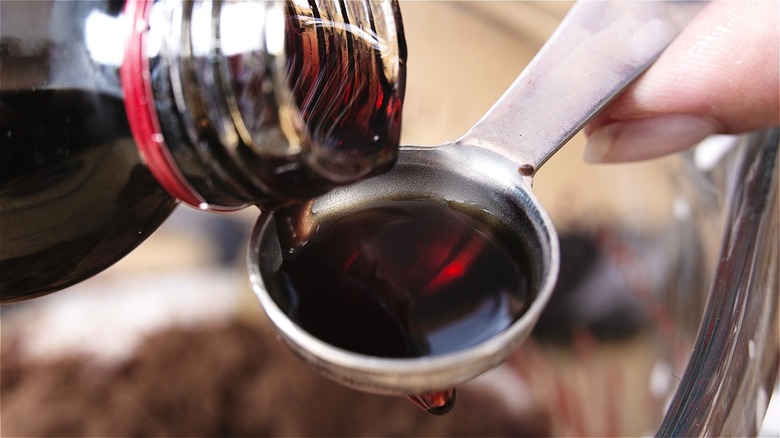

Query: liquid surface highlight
<box><xmin>270</xmin><ymin>199</ymin><xmax>534</xmax><ymax>358</ymax></box>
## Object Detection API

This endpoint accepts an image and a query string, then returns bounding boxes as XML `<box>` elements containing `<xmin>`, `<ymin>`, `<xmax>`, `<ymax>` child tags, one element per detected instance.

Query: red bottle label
<box><xmin>121</xmin><ymin>0</ymin><xmax>203</xmax><ymax>209</ymax></box>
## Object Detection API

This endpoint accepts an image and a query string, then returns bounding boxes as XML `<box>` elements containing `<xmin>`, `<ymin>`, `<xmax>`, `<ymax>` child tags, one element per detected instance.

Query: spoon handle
<box><xmin>457</xmin><ymin>0</ymin><xmax>708</xmax><ymax>173</ymax></box>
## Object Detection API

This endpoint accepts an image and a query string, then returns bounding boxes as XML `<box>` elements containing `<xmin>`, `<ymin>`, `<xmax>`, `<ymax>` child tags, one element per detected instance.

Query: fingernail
<box><xmin>584</xmin><ymin>115</ymin><xmax>720</xmax><ymax>163</ymax></box>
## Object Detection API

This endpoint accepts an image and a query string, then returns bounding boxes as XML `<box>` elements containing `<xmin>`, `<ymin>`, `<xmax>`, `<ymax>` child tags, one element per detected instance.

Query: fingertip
<box><xmin>584</xmin><ymin>115</ymin><xmax>720</xmax><ymax>163</ymax></box>
<box><xmin>589</xmin><ymin>1</ymin><xmax>779</xmax><ymax>136</ymax></box>
<box><xmin>583</xmin><ymin>124</ymin><xmax>613</xmax><ymax>163</ymax></box>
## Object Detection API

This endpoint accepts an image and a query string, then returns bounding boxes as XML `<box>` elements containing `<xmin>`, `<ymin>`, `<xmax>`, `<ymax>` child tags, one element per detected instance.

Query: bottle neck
<box><xmin>121</xmin><ymin>0</ymin><xmax>407</xmax><ymax>211</ymax></box>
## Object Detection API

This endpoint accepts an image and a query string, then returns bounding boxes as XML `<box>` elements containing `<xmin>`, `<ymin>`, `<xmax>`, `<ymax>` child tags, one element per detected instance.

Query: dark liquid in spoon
<box><xmin>270</xmin><ymin>199</ymin><xmax>535</xmax><ymax>359</ymax></box>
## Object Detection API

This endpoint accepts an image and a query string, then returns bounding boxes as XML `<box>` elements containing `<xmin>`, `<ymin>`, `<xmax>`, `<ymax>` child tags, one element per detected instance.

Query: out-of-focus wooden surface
<box><xmin>401</xmin><ymin>1</ymin><xmax>569</xmax><ymax>146</ymax></box>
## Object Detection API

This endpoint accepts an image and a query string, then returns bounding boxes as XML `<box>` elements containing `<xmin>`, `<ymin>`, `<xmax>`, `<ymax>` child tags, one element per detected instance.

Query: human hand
<box><xmin>584</xmin><ymin>0</ymin><xmax>779</xmax><ymax>163</ymax></box>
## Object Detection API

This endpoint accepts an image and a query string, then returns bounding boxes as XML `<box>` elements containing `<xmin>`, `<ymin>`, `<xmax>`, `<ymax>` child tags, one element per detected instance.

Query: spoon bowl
<box><xmin>249</xmin><ymin>142</ymin><xmax>557</xmax><ymax>394</ymax></box>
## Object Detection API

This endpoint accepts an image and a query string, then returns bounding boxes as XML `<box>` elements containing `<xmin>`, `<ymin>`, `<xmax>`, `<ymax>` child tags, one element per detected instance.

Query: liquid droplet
<box><xmin>406</xmin><ymin>388</ymin><xmax>456</xmax><ymax>415</ymax></box>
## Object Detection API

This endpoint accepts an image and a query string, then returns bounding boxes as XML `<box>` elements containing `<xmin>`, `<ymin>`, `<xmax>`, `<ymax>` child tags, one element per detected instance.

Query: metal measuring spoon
<box><xmin>248</xmin><ymin>0</ymin><xmax>707</xmax><ymax>397</ymax></box>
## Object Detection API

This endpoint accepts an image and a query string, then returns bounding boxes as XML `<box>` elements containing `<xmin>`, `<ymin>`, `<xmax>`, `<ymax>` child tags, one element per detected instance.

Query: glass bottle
<box><xmin>0</xmin><ymin>0</ymin><xmax>407</xmax><ymax>302</ymax></box>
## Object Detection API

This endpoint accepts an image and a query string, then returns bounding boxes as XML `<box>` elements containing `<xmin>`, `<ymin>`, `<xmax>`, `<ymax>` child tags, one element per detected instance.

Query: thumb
<box><xmin>584</xmin><ymin>0</ymin><xmax>779</xmax><ymax>163</ymax></box>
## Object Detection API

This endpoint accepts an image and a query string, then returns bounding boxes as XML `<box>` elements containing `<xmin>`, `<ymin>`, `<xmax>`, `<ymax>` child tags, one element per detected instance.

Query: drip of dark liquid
<box><xmin>407</xmin><ymin>389</ymin><xmax>457</xmax><ymax>415</ymax></box>
<box><xmin>272</xmin><ymin>200</ymin><xmax>534</xmax><ymax>359</ymax></box>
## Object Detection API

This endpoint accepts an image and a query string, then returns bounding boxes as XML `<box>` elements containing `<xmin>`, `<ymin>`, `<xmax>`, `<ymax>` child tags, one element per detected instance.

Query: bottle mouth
<box><xmin>122</xmin><ymin>0</ymin><xmax>406</xmax><ymax>211</ymax></box>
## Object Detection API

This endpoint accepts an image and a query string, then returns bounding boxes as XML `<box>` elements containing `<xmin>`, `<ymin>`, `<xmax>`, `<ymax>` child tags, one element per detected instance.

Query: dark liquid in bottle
<box><xmin>269</xmin><ymin>199</ymin><xmax>535</xmax><ymax>358</ymax></box>
<box><xmin>0</xmin><ymin>89</ymin><xmax>177</xmax><ymax>302</ymax></box>
<box><xmin>283</xmin><ymin>2</ymin><xmax>405</xmax><ymax>178</ymax></box>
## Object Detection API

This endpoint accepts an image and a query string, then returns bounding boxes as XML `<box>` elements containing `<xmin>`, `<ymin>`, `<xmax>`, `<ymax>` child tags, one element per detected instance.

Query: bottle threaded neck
<box><xmin>122</xmin><ymin>0</ymin><xmax>406</xmax><ymax>211</ymax></box>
